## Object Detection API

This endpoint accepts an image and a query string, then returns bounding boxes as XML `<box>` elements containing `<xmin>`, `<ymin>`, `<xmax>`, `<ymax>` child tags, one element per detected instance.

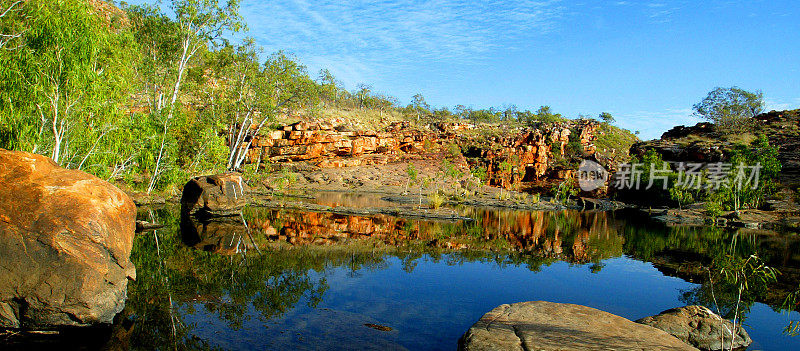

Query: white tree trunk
<box><xmin>148</xmin><ymin>32</ymin><xmax>195</xmax><ymax>193</ymax></box>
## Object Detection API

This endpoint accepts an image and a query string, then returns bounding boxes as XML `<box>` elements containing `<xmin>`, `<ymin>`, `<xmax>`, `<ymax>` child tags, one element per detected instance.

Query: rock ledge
<box><xmin>459</xmin><ymin>301</ymin><xmax>698</xmax><ymax>351</ymax></box>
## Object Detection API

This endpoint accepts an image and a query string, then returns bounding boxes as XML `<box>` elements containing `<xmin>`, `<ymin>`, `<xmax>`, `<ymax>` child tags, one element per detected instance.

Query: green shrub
<box><xmin>552</xmin><ymin>180</ymin><xmax>578</xmax><ymax>204</ymax></box>
<box><xmin>428</xmin><ymin>192</ymin><xmax>446</xmax><ymax>209</ymax></box>
<box><xmin>705</xmin><ymin>200</ymin><xmax>724</xmax><ymax>219</ymax></box>
<box><xmin>445</xmin><ymin>143</ymin><xmax>461</xmax><ymax>158</ymax></box>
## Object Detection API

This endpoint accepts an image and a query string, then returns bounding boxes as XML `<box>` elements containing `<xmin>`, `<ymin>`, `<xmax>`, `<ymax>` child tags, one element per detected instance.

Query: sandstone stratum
<box><xmin>237</xmin><ymin>118</ymin><xmax>627</xmax><ymax>190</ymax></box>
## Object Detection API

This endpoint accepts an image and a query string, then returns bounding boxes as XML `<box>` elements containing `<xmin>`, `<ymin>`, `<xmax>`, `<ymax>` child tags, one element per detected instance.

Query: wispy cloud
<box><xmin>643</xmin><ymin>0</ymin><xmax>685</xmax><ymax>23</ymax></box>
<box><xmin>765</xmin><ymin>97</ymin><xmax>800</xmax><ymax>112</ymax></box>
<box><xmin>240</xmin><ymin>0</ymin><xmax>564</xmax><ymax>87</ymax></box>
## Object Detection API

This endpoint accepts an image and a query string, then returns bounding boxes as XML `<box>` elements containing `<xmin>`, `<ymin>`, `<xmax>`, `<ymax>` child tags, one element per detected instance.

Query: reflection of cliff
<box><xmin>473</xmin><ymin>209</ymin><xmax>624</xmax><ymax>263</ymax></box>
<box><xmin>244</xmin><ymin>208</ymin><xmax>625</xmax><ymax>264</ymax></box>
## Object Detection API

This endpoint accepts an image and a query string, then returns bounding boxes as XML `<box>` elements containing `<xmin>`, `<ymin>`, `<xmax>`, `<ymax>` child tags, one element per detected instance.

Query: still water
<box><xmin>118</xmin><ymin>192</ymin><xmax>800</xmax><ymax>350</ymax></box>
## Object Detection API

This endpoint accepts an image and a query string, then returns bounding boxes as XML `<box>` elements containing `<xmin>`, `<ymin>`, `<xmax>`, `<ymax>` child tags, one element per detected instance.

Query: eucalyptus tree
<box><xmin>410</xmin><ymin>93</ymin><xmax>430</xmax><ymax>122</ymax></box>
<box><xmin>317</xmin><ymin>68</ymin><xmax>342</xmax><ymax>107</ymax></box>
<box><xmin>148</xmin><ymin>0</ymin><xmax>243</xmax><ymax>193</ymax></box>
<box><xmin>532</xmin><ymin>105</ymin><xmax>563</xmax><ymax>124</ymax></box>
<box><xmin>0</xmin><ymin>1</ymin><xmax>23</xmax><ymax>50</ymax></box>
<box><xmin>599</xmin><ymin>112</ymin><xmax>615</xmax><ymax>124</ymax></box>
<box><xmin>355</xmin><ymin>84</ymin><xmax>373</xmax><ymax>109</ymax></box>
<box><xmin>0</xmin><ymin>0</ymin><xmax>133</xmax><ymax>167</ymax></box>
<box><xmin>125</xmin><ymin>4</ymin><xmax>181</xmax><ymax>114</ymax></box>
<box><xmin>223</xmin><ymin>49</ymin><xmax>318</xmax><ymax>171</ymax></box>
<box><xmin>693</xmin><ymin>87</ymin><xmax>764</xmax><ymax>133</ymax></box>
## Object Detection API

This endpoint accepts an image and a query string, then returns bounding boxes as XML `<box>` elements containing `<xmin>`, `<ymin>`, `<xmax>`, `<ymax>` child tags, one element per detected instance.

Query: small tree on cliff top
<box><xmin>693</xmin><ymin>87</ymin><xmax>764</xmax><ymax>133</ymax></box>
<box><xmin>599</xmin><ymin>112</ymin><xmax>615</xmax><ymax>124</ymax></box>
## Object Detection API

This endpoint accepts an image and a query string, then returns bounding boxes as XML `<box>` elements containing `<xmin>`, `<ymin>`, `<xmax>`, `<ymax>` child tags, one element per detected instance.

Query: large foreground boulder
<box><xmin>0</xmin><ymin>149</ymin><xmax>136</xmax><ymax>329</ymax></box>
<box><xmin>636</xmin><ymin>305</ymin><xmax>752</xmax><ymax>351</ymax></box>
<box><xmin>459</xmin><ymin>301</ymin><xmax>697</xmax><ymax>351</ymax></box>
<box><xmin>181</xmin><ymin>173</ymin><xmax>249</xmax><ymax>217</ymax></box>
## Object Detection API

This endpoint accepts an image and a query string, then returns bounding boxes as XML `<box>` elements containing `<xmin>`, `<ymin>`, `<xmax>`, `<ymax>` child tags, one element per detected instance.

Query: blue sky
<box><xmin>128</xmin><ymin>0</ymin><xmax>799</xmax><ymax>139</ymax></box>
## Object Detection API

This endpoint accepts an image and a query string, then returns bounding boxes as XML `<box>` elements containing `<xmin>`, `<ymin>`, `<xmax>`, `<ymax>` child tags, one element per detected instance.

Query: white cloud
<box><xmin>239</xmin><ymin>0</ymin><xmax>565</xmax><ymax>88</ymax></box>
<box><xmin>764</xmin><ymin>97</ymin><xmax>800</xmax><ymax>112</ymax></box>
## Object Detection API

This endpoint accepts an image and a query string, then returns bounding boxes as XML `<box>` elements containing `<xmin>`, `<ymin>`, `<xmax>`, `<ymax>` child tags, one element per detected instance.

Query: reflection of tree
<box><xmin>124</xmin><ymin>204</ymin><xmax>800</xmax><ymax>349</ymax></box>
<box><xmin>127</xmin><ymin>208</ymin><xmax>335</xmax><ymax>349</ymax></box>
<box><xmin>619</xmin><ymin>210</ymin><xmax>800</xmax><ymax>317</ymax></box>
<box><xmin>128</xmin><ymin>205</ymin><xmax>634</xmax><ymax>349</ymax></box>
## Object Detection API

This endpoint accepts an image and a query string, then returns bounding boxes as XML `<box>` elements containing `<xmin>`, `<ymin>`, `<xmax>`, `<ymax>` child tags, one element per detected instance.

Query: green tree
<box><xmin>124</xmin><ymin>3</ymin><xmax>181</xmax><ymax>114</ymax></box>
<box><xmin>530</xmin><ymin>105</ymin><xmax>563</xmax><ymax>124</ymax></box>
<box><xmin>0</xmin><ymin>0</ymin><xmax>134</xmax><ymax>168</ymax></box>
<box><xmin>223</xmin><ymin>50</ymin><xmax>317</xmax><ymax>171</ymax></box>
<box><xmin>148</xmin><ymin>0</ymin><xmax>243</xmax><ymax>192</ymax></box>
<box><xmin>355</xmin><ymin>83</ymin><xmax>372</xmax><ymax>109</ymax></box>
<box><xmin>693</xmin><ymin>86</ymin><xmax>764</xmax><ymax>133</ymax></box>
<box><xmin>317</xmin><ymin>68</ymin><xmax>341</xmax><ymax>107</ymax></box>
<box><xmin>599</xmin><ymin>112</ymin><xmax>615</xmax><ymax>124</ymax></box>
<box><xmin>410</xmin><ymin>93</ymin><xmax>430</xmax><ymax>122</ymax></box>
<box><xmin>720</xmin><ymin>134</ymin><xmax>781</xmax><ymax>211</ymax></box>
<box><xmin>405</xmin><ymin>163</ymin><xmax>418</xmax><ymax>194</ymax></box>
<box><xmin>0</xmin><ymin>1</ymin><xmax>23</xmax><ymax>51</ymax></box>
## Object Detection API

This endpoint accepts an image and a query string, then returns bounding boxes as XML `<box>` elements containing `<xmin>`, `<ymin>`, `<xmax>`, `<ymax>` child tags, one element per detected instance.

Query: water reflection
<box><xmin>111</xmin><ymin>202</ymin><xmax>800</xmax><ymax>350</ymax></box>
<box><xmin>180</xmin><ymin>214</ymin><xmax>257</xmax><ymax>255</ymax></box>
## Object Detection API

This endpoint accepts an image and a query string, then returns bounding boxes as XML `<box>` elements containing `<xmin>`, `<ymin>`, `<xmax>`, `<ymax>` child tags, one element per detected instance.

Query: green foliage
<box><xmin>707</xmin><ymin>135</ymin><xmax>781</xmax><ymax>212</ymax></box>
<box><xmin>406</xmin><ymin>163</ymin><xmax>418</xmax><ymax>183</ymax></box>
<box><xmin>521</xmin><ymin>105</ymin><xmax>565</xmax><ymax>125</ymax></box>
<box><xmin>594</xmin><ymin>123</ymin><xmax>638</xmax><ymax>160</ymax></box>
<box><xmin>408</xmin><ymin>93</ymin><xmax>430</xmax><ymax>121</ymax></box>
<box><xmin>552</xmin><ymin>180</ymin><xmax>578</xmax><ymax>204</ymax></box>
<box><xmin>704</xmin><ymin>200</ymin><xmax>724</xmax><ymax>219</ymax></box>
<box><xmin>668</xmin><ymin>185</ymin><xmax>694</xmax><ymax>210</ymax></box>
<box><xmin>599</xmin><ymin>112</ymin><xmax>615</xmax><ymax>124</ymax></box>
<box><xmin>428</xmin><ymin>192</ymin><xmax>446</xmax><ymax>209</ymax></box>
<box><xmin>693</xmin><ymin>86</ymin><xmax>764</xmax><ymax>133</ymax></box>
<box><xmin>445</xmin><ymin>142</ymin><xmax>461</xmax><ymax>158</ymax></box>
<box><xmin>471</xmin><ymin>166</ymin><xmax>488</xmax><ymax>183</ymax></box>
<box><xmin>441</xmin><ymin>159</ymin><xmax>461</xmax><ymax>179</ymax></box>
<box><xmin>0</xmin><ymin>0</ymin><xmax>135</xmax><ymax>165</ymax></box>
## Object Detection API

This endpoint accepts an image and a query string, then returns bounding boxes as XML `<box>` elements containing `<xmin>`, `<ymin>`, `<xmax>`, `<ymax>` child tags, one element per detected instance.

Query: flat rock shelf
<box><xmin>459</xmin><ymin>301</ymin><xmax>698</xmax><ymax>351</ymax></box>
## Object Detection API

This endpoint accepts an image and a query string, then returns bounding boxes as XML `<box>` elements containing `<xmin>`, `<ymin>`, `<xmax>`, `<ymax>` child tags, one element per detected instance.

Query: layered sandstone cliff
<box><xmin>238</xmin><ymin>118</ymin><xmax>607</xmax><ymax>189</ymax></box>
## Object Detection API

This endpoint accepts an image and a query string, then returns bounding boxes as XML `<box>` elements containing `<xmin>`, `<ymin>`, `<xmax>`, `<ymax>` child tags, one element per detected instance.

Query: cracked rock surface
<box><xmin>458</xmin><ymin>301</ymin><xmax>698</xmax><ymax>351</ymax></box>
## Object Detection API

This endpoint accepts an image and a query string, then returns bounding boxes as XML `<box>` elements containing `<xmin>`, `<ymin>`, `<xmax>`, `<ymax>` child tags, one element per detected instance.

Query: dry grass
<box><xmin>276</xmin><ymin>107</ymin><xmax>409</xmax><ymax>130</ymax></box>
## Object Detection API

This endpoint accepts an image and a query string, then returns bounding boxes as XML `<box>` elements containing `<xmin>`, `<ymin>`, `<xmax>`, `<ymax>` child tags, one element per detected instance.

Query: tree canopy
<box><xmin>693</xmin><ymin>87</ymin><xmax>764</xmax><ymax>132</ymax></box>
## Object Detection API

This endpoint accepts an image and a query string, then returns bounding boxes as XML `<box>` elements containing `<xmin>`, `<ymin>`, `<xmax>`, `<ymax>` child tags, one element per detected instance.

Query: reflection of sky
<box><xmin>179</xmin><ymin>254</ymin><xmax>800</xmax><ymax>351</ymax></box>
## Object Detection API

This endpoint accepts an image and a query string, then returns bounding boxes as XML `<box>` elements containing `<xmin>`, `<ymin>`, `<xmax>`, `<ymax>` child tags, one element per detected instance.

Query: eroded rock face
<box><xmin>0</xmin><ymin>149</ymin><xmax>136</xmax><ymax>329</ymax></box>
<box><xmin>240</xmin><ymin>118</ymin><xmax>605</xmax><ymax>190</ymax></box>
<box><xmin>458</xmin><ymin>301</ymin><xmax>698</xmax><ymax>351</ymax></box>
<box><xmin>181</xmin><ymin>173</ymin><xmax>249</xmax><ymax>217</ymax></box>
<box><xmin>636</xmin><ymin>305</ymin><xmax>752</xmax><ymax>351</ymax></box>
